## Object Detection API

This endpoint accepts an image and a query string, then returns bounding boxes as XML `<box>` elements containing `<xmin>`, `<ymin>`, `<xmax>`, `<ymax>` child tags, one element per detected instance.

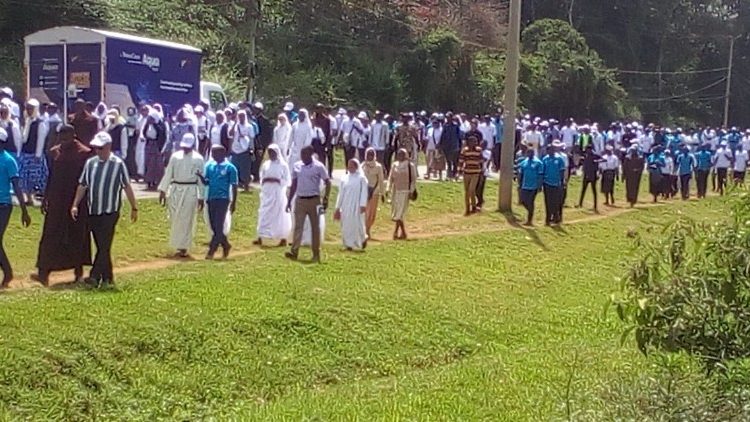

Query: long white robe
<box><xmin>158</xmin><ymin>150</ymin><xmax>205</xmax><ymax>250</ymax></box>
<box><xmin>257</xmin><ymin>159</ymin><xmax>292</xmax><ymax>240</ymax></box>
<box><xmin>288</xmin><ymin>121</ymin><xmax>314</xmax><ymax>165</ymax></box>
<box><xmin>336</xmin><ymin>172</ymin><xmax>368</xmax><ymax>249</ymax></box>
<box><xmin>273</xmin><ymin>124</ymin><xmax>292</xmax><ymax>157</ymax></box>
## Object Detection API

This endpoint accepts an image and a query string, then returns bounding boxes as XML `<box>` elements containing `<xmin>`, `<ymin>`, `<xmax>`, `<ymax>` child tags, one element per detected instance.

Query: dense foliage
<box><xmin>1</xmin><ymin>0</ymin><xmax>749</xmax><ymax>124</ymax></box>
<box><xmin>615</xmin><ymin>191</ymin><xmax>750</xmax><ymax>372</ymax></box>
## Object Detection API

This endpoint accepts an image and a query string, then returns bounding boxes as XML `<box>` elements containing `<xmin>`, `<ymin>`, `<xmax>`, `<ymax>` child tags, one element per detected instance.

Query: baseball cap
<box><xmin>180</xmin><ymin>133</ymin><xmax>196</xmax><ymax>149</ymax></box>
<box><xmin>283</xmin><ymin>102</ymin><xmax>294</xmax><ymax>111</ymax></box>
<box><xmin>90</xmin><ymin>131</ymin><xmax>113</xmax><ymax>147</ymax></box>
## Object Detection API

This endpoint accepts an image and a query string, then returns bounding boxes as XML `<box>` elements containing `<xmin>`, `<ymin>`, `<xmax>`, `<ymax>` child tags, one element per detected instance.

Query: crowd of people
<box><xmin>0</xmin><ymin>84</ymin><xmax>744</xmax><ymax>288</ymax></box>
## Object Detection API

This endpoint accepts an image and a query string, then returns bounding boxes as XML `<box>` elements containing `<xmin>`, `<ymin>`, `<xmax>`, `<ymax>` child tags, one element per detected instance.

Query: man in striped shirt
<box><xmin>458</xmin><ymin>134</ymin><xmax>484</xmax><ymax>215</ymax></box>
<box><xmin>71</xmin><ymin>132</ymin><xmax>138</xmax><ymax>288</ymax></box>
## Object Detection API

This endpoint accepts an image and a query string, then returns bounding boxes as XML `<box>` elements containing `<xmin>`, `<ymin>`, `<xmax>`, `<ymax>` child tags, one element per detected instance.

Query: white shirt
<box><xmin>426</xmin><ymin>126</ymin><xmax>443</xmax><ymax>151</ymax></box>
<box><xmin>661</xmin><ymin>156</ymin><xmax>674</xmax><ymax>175</ymax></box>
<box><xmin>478</xmin><ymin>123</ymin><xmax>494</xmax><ymax>147</ymax></box>
<box><xmin>369</xmin><ymin>121</ymin><xmax>388</xmax><ymax>151</ymax></box>
<box><xmin>523</xmin><ymin>130</ymin><xmax>543</xmax><ymax>154</ymax></box>
<box><xmin>560</xmin><ymin>126</ymin><xmax>578</xmax><ymax>148</ymax></box>
<box><xmin>734</xmin><ymin>150</ymin><xmax>748</xmax><ymax>172</ymax></box>
<box><xmin>340</xmin><ymin>117</ymin><xmax>364</xmax><ymax>148</ymax></box>
<box><xmin>714</xmin><ymin>147</ymin><xmax>733</xmax><ymax>168</ymax></box>
<box><xmin>210</xmin><ymin>122</ymin><xmax>226</xmax><ymax>146</ymax></box>
<box><xmin>231</xmin><ymin>122</ymin><xmax>255</xmax><ymax>154</ymax></box>
<box><xmin>599</xmin><ymin>154</ymin><xmax>620</xmax><ymax>171</ymax></box>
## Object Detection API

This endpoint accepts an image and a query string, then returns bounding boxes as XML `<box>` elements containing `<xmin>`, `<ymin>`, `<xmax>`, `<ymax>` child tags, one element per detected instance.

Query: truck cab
<box><xmin>200</xmin><ymin>81</ymin><xmax>227</xmax><ymax>111</ymax></box>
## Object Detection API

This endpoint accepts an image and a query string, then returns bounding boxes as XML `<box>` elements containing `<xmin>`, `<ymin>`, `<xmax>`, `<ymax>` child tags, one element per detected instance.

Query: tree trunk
<box><xmin>243</xmin><ymin>0</ymin><xmax>261</xmax><ymax>102</ymax></box>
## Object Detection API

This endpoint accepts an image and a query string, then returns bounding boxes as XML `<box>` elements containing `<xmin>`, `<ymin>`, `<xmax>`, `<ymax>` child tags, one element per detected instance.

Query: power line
<box><xmin>630</xmin><ymin>77</ymin><xmax>727</xmax><ymax>102</ymax></box>
<box><xmin>617</xmin><ymin>67</ymin><xmax>729</xmax><ymax>75</ymax></box>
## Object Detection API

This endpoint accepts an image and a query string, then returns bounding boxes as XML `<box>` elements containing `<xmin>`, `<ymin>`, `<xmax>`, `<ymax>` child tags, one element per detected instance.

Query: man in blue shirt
<box><xmin>200</xmin><ymin>145</ymin><xmax>238</xmax><ymax>260</ymax></box>
<box><xmin>0</xmin><ymin>127</ymin><xmax>31</xmax><ymax>288</ymax></box>
<box><xmin>694</xmin><ymin>143</ymin><xmax>713</xmax><ymax>199</ymax></box>
<box><xmin>541</xmin><ymin>141</ymin><xmax>567</xmax><ymax>226</ymax></box>
<box><xmin>517</xmin><ymin>148</ymin><xmax>544</xmax><ymax>226</ymax></box>
<box><xmin>675</xmin><ymin>144</ymin><xmax>696</xmax><ymax>200</ymax></box>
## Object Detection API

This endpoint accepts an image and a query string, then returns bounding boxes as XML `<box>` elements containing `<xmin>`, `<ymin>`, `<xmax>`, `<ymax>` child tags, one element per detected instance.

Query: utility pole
<box><xmin>498</xmin><ymin>0</ymin><xmax>522</xmax><ymax>212</ymax></box>
<box><xmin>723</xmin><ymin>35</ymin><xmax>738</xmax><ymax>128</ymax></box>
<box><xmin>242</xmin><ymin>0</ymin><xmax>261</xmax><ymax>102</ymax></box>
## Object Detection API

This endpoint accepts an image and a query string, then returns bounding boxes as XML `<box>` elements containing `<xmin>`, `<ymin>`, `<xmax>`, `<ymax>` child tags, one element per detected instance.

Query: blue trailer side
<box><xmin>105</xmin><ymin>36</ymin><xmax>202</xmax><ymax>116</ymax></box>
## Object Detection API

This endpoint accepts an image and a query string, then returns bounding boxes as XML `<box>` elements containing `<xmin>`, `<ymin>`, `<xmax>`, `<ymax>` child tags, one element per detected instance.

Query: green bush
<box><xmin>614</xmin><ymin>191</ymin><xmax>750</xmax><ymax>373</ymax></box>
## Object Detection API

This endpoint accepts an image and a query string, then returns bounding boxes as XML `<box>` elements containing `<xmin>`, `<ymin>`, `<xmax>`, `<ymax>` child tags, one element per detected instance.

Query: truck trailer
<box><xmin>24</xmin><ymin>26</ymin><xmax>226</xmax><ymax>118</ymax></box>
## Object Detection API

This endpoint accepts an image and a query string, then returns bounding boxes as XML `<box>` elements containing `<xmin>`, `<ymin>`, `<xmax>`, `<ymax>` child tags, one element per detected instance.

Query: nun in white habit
<box><xmin>253</xmin><ymin>144</ymin><xmax>292</xmax><ymax>246</ymax></box>
<box><xmin>334</xmin><ymin>158</ymin><xmax>369</xmax><ymax>250</ymax></box>
<box><xmin>287</xmin><ymin>108</ymin><xmax>314</xmax><ymax>165</ymax></box>
<box><xmin>273</xmin><ymin>113</ymin><xmax>292</xmax><ymax>157</ymax></box>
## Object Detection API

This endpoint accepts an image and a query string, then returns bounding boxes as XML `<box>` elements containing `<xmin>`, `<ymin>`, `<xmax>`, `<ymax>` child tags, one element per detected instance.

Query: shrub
<box><xmin>613</xmin><ymin>191</ymin><xmax>750</xmax><ymax>373</ymax></box>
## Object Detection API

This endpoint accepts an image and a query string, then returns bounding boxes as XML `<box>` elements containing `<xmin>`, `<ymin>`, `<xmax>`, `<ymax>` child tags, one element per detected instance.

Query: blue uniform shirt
<box><xmin>0</xmin><ymin>150</ymin><xmax>18</xmax><ymax>205</ymax></box>
<box><xmin>205</xmin><ymin>161</ymin><xmax>239</xmax><ymax>200</ymax></box>
<box><xmin>647</xmin><ymin>153</ymin><xmax>666</xmax><ymax>174</ymax></box>
<box><xmin>676</xmin><ymin>152</ymin><xmax>695</xmax><ymax>176</ymax></box>
<box><xmin>518</xmin><ymin>157</ymin><xmax>544</xmax><ymax>190</ymax></box>
<box><xmin>695</xmin><ymin>150</ymin><xmax>712</xmax><ymax>171</ymax></box>
<box><xmin>541</xmin><ymin>154</ymin><xmax>566</xmax><ymax>187</ymax></box>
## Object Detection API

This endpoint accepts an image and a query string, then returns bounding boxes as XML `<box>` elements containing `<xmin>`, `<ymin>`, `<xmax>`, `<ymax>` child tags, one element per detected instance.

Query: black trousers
<box><xmin>734</xmin><ymin>170</ymin><xmax>746</xmax><ymax>184</ymax></box>
<box><xmin>520</xmin><ymin>189</ymin><xmax>537</xmax><ymax>222</ymax></box>
<box><xmin>344</xmin><ymin>145</ymin><xmax>356</xmax><ymax>165</ymax></box>
<box><xmin>543</xmin><ymin>184</ymin><xmax>563</xmax><ymax>224</ymax></box>
<box><xmin>579</xmin><ymin>178</ymin><xmax>598</xmax><ymax>207</ymax></box>
<box><xmin>326</xmin><ymin>145</ymin><xmax>335</xmax><ymax>177</ymax></box>
<box><xmin>445</xmin><ymin>150</ymin><xmax>459</xmax><ymax>179</ymax></box>
<box><xmin>695</xmin><ymin>169</ymin><xmax>709</xmax><ymax>198</ymax></box>
<box><xmin>476</xmin><ymin>174</ymin><xmax>486</xmax><ymax>207</ymax></box>
<box><xmin>717</xmin><ymin>168</ymin><xmax>728</xmax><ymax>195</ymax></box>
<box><xmin>208</xmin><ymin>199</ymin><xmax>230</xmax><ymax>253</ymax></box>
<box><xmin>492</xmin><ymin>143</ymin><xmax>502</xmax><ymax>171</ymax></box>
<box><xmin>0</xmin><ymin>204</ymin><xmax>12</xmax><ymax>283</ymax></box>
<box><xmin>89</xmin><ymin>212</ymin><xmax>119</xmax><ymax>282</ymax></box>
<box><xmin>680</xmin><ymin>174</ymin><xmax>691</xmax><ymax>200</ymax></box>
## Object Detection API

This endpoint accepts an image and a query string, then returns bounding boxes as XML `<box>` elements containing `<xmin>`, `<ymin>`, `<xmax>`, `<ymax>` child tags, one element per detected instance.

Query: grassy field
<box><xmin>0</xmin><ymin>177</ymin><xmax>731</xmax><ymax>420</ymax></box>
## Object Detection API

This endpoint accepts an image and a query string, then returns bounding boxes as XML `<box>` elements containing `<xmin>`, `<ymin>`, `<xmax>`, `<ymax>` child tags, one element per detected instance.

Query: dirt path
<box><xmin>7</xmin><ymin>202</ymin><xmax>662</xmax><ymax>291</ymax></box>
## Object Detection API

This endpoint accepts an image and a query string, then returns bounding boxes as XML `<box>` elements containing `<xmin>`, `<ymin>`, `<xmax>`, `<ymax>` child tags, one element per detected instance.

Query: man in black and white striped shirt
<box><xmin>71</xmin><ymin>131</ymin><xmax>138</xmax><ymax>287</ymax></box>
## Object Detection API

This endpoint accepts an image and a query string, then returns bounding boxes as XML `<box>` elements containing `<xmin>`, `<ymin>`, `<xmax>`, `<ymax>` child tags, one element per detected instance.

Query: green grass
<box><xmin>0</xmin><ymin>178</ymin><xmax>731</xmax><ymax>420</ymax></box>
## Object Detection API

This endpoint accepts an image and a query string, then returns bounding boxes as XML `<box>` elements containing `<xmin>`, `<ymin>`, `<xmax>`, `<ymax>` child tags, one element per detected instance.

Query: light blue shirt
<box><xmin>518</xmin><ymin>157</ymin><xmax>544</xmax><ymax>190</ymax></box>
<box><xmin>205</xmin><ymin>161</ymin><xmax>238</xmax><ymax>200</ymax></box>
<box><xmin>293</xmin><ymin>159</ymin><xmax>329</xmax><ymax>197</ymax></box>
<box><xmin>0</xmin><ymin>150</ymin><xmax>18</xmax><ymax>204</ymax></box>
<box><xmin>542</xmin><ymin>155</ymin><xmax>566</xmax><ymax>187</ymax></box>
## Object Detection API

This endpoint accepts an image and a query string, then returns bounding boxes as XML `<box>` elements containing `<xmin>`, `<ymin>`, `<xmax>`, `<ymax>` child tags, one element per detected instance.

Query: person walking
<box><xmin>733</xmin><ymin>143</ymin><xmax>748</xmax><ymax>185</ymax></box>
<box><xmin>71</xmin><ymin>132</ymin><xmax>138</xmax><ymax>288</ymax></box>
<box><xmin>228</xmin><ymin>110</ymin><xmax>256</xmax><ymax>191</ymax></box>
<box><xmin>143</xmin><ymin>109</ymin><xmax>167</xmax><ymax>190</ymax></box>
<box><xmin>457</xmin><ymin>134</ymin><xmax>484</xmax><ymax>215</ymax></box>
<box><xmin>285</xmin><ymin>146</ymin><xmax>331</xmax><ymax>263</ymax></box>
<box><xmin>19</xmin><ymin>99</ymin><xmax>49</xmax><ymax>204</ymax></box>
<box><xmin>441</xmin><ymin>114</ymin><xmax>462</xmax><ymax>180</ymax></box>
<box><xmin>362</xmin><ymin>148</ymin><xmax>385</xmax><ymax>239</ymax></box>
<box><xmin>542</xmin><ymin>142</ymin><xmax>566</xmax><ymax>226</ymax></box>
<box><xmin>334</xmin><ymin>159</ymin><xmax>369</xmax><ymax>251</ymax></box>
<box><xmin>600</xmin><ymin>146</ymin><xmax>620</xmax><ymax>206</ymax></box>
<box><xmin>388</xmin><ymin>148</ymin><xmax>417</xmax><ymax>240</ymax></box>
<box><xmin>577</xmin><ymin>144</ymin><xmax>602</xmax><ymax>211</ymax></box>
<box><xmin>517</xmin><ymin>147</ymin><xmax>544</xmax><ymax>226</ymax></box>
<box><xmin>158</xmin><ymin>133</ymin><xmax>205</xmax><ymax>258</ymax></box>
<box><xmin>647</xmin><ymin>146</ymin><xmax>666</xmax><ymax>203</ymax></box>
<box><xmin>254</xmin><ymin>144</ymin><xmax>292</xmax><ymax>247</ymax></box>
<box><xmin>694</xmin><ymin>144</ymin><xmax>712</xmax><ymax>198</ymax></box>
<box><xmin>675</xmin><ymin>144</ymin><xmax>696</xmax><ymax>200</ymax></box>
<box><xmin>199</xmin><ymin>145</ymin><xmax>238</xmax><ymax>260</ymax></box>
<box><xmin>713</xmin><ymin>141</ymin><xmax>733</xmax><ymax>195</ymax></box>
<box><xmin>622</xmin><ymin>147</ymin><xmax>645</xmax><ymax>207</ymax></box>
<box><xmin>32</xmin><ymin>125</ymin><xmax>92</xmax><ymax>286</ymax></box>
<box><xmin>0</xmin><ymin>128</ymin><xmax>31</xmax><ymax>288</ymax></box>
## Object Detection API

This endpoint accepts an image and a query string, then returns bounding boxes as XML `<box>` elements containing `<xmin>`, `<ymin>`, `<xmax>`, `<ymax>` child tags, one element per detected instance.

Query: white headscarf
<box><xmin>267</xmin><ymin>143</ymin><xmax>285</xmax><ymax>164</ymax></box>
<box><xmin>22</xmin><ymin>100</ymin><xmax>40</xmax><ymax>141</ymax></box>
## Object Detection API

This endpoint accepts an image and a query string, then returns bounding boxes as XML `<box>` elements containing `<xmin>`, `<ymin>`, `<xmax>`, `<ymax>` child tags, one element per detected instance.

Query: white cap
<box><xmin>27</xmin><ymin>98</ymin><xmax>40</xmax><ymax>107</ymax></box>
<box><xmin>179</xmin><ymin>133</ymin><xmax>196</xmax><ymax>149</ymax></box>
<box><xmin>0</xmin><ymin>128</ymin><xmax>7</xmax><ymax>142</ymax></box>
<box><xmin>253</xmin><ymin>102</ymin><xmax>264</xmax><ymax>110</ymax></box>
<box><xmin>283</xmin><ymin>102</ymin><xmax>294</xmax><ymax>111</ymax></box>
<box><xmin>358</xmin><ymin>111</ymin><xmax>367</xmax><ymax>120</ymax></box>
<box><xmin>337</xmin><ymin>108</ymin><xmax>346</xmax><ymax>115</ymax></box>
<box><xmin>90</xmin><ymin>131</ymin><xmax>113</xmax><ymax>147</ymax></box>
<box><xmin>194</xmin><ymin>105</ymin><xmax>205</xmax><ymax>113</ymax></box>
<box><xmin>0</xmin><ymin>87</ymin><xmax>12</xmax><ymax>98</ymax></box>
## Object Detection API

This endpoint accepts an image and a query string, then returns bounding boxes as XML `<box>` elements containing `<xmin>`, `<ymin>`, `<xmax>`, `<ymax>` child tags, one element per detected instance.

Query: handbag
<box><xmin>408</xmin><ymin>163</ymin><xmax>418</xmax><ymax>201</ymax></box>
